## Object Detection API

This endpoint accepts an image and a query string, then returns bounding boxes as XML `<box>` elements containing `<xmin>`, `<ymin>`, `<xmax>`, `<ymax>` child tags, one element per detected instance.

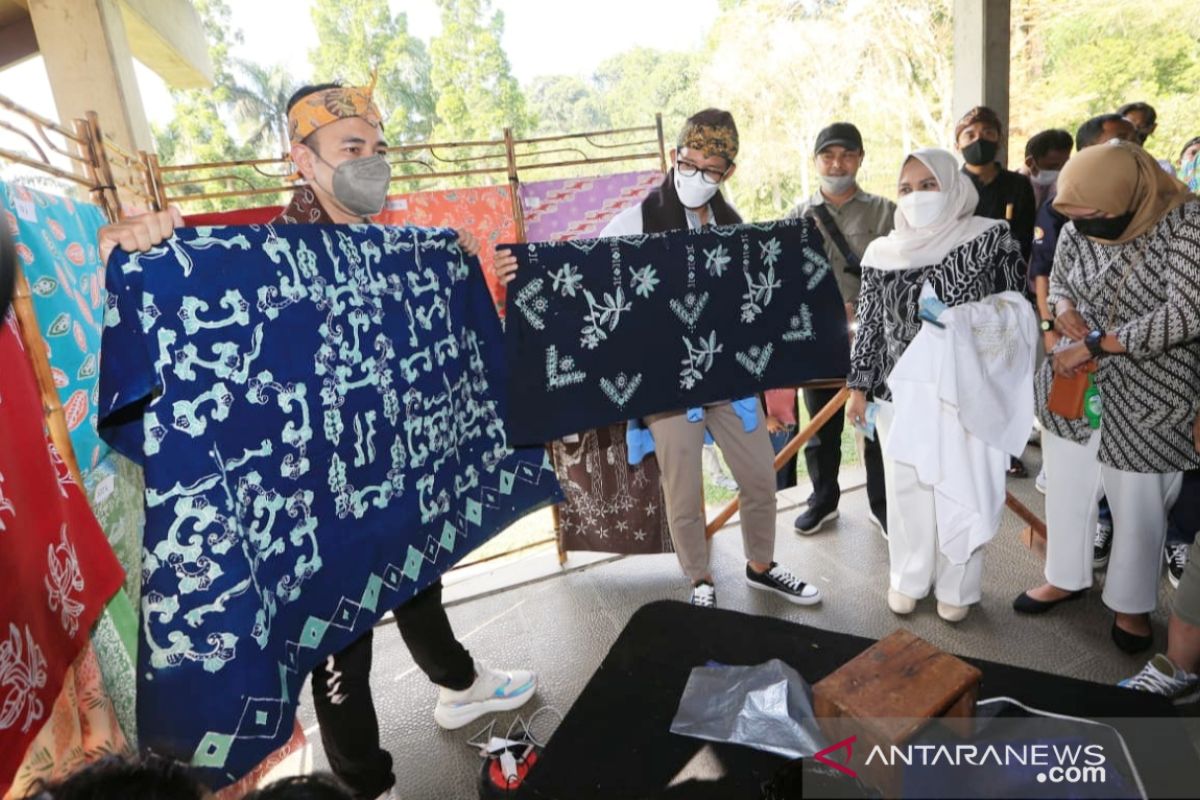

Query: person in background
<box><xmin>1122</xmin><ymin>484</ymin><xmax>1200</xmax><ymax>704</ymax></box>
<box><xmin>1180</xmin><ymin>137</ymin><xmax>1200</xmax><ymax>193</ymax></box>
<box><xmin>246</xmin><ymin>775</ymin><xmax>354</xmax><ymax>800</ymax></box>
<box><xmin>785</xmin><ymin>122</ymin><xmax>893</xmax><ymax>536</ymax></box>
<box><xmin>1167</xmin><ymin>472</ymin><xmax>1200</xmax><ymax>589</ymax></box>
<box><xmin>1119</xmin><ymin>101</ymin><xmax>1176</xmax><ymax>176</ymax></box>
<box><xmin>764</xmin><ymin>388</ymin><xmax>799</xmax><ymax>491</ymax></box>
<box><xmin>98</xmin><ymin>81</ymin><xmax>536</xmax><ymax>800</ymax></box>
<box><xmin>955</xmin><ymin>106</ymin><xmax>1038</xmax><ymax>479</ymax></box>
<box><xmin>849</xmin><ymin>148</ymin><xmax>1026</xmax><ymax>623</ymax></box>
<box><xmin>1015</xmin><ymin>142</ymin><xmax>1200</xmax><ymax>656</ymax></box>
<box><xmin>19</xmin><ymin>755</ymin><xmax>207</xmax><ymax>800</ymax></box>
<box><xmin>1021</xmin><ymin>129</ymin><xmax>1073</xmax><ymax>210</ymax></box>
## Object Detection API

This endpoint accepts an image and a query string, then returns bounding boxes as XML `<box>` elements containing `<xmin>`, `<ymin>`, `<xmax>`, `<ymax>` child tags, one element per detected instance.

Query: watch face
<box><xmin>1040</xmin><ymin>320</ymin><xmax>1052</xmax><ymax>331</ymax></box>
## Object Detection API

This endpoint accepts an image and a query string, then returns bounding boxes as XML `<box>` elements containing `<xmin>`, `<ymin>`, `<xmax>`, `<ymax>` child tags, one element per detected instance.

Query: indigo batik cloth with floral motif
<box><xmin>503</xmin><ymin>218</ymin><xmax>850</xmax><ymax>445</ymax></box>
<box><xmin>97</xmin><ymin>224</ymin><xmax>561</xmax><ymax>788</ymax></box>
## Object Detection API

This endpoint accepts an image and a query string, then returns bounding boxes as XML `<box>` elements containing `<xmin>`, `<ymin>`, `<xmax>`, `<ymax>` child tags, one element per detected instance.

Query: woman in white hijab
<box><xmin>848</xmin><ymin>148</ymin><xmax>1027</xmax><ymax>621</ymax></box>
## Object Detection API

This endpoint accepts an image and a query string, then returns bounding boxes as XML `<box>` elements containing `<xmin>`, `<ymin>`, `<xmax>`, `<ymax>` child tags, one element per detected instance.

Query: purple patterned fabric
<box><xmin>519</xmin><ymin>171</ymin><xmax>663</xmax><ymax>242</ymax></box>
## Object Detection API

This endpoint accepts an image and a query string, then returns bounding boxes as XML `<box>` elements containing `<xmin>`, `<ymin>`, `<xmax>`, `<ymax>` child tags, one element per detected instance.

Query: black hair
<box><xmin>1117</xmin><ymin>101</ymin><xmax>1157</xmax><ymax>127</ymax></box>
<box><xmin>1</xmin><ymin>217</ymin><xmax>15</xmax><ymax>322</ymax></box>
<box><xmin>1179</xmin><ymin>136</ymin><xmax>1200</xmax><ymax>162</ymax></box>
<box><xmin>244</xmin><ymin>775</ymin><xmax>354</xmax><ymax>800</ymax></box>
<box><xmin>21</xmin><ymin>755</ymin><xmax>207</xmax><ymax>800</ymax></box>
<box><xmin>1024</xmin><ymin>129</ymin><xmax>1073</xmax><ymax>161</ymax></box>
<box><xmin>1075</xmin><ymin>114</ymin><xmax>1129</xmax><ymax>149</ymax></box>
<box><xmin>286</xmin><ymin>82</ymin><xmax>344</xmax><ymax>114</ymax></box>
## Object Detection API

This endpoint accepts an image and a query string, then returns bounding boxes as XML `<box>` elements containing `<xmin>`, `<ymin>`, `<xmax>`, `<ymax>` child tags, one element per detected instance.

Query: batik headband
<box><xmin>287</xmin><ymin>76</ymin><xmax>383</xmax><ymax>146</ymax></box>
<box><xmin>677</xmin><ymin>121</ymin><xmax>739</xmax><ymax>163</ymax></box>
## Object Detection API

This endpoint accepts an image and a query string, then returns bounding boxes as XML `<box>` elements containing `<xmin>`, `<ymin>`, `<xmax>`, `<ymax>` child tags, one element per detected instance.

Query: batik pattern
<box><xmin>552</xmin><ymin>425</ymin><xmax>672</xmax><ymax>554</ymax></box>
<box><xmin>504</xmin><ymin>217</ymin><xmax>850</xmax><ymax>444</ymax></box>
<box><xmin>378</xmin><ymin>186</ymin><xmax>518</xmax><ymax>316</ymax></box>
<box><xmin>98</xmin><ymin>224</ymin><xmax>561</xmax><ymax>788</ymax></box>
<box><xmin>2</xmin><ymin>181</ymin><xmax>110</xmax><ymax>474</ymax></box>
<box><xmin>0</xmin><ymin>316</ymin><xmax>125</xmax><ymax>796</ymax></box>
<box><xmin>519</xmin><ymin>171</ymin><xmax>663</xmax><ymax>242</ymax></box>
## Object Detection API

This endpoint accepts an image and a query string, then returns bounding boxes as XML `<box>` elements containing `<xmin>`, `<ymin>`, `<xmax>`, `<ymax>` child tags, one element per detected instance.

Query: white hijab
<box><xmin>862</xmin><ymin>148</ymin><xmax>1004</xmax><ymax>271</ymax></box>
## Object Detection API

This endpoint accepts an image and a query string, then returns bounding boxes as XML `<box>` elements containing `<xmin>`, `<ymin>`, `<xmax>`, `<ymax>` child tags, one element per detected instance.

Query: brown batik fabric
<box><xmin>552</xmin><ymin>423</ymin><xmax>673</xmax><ymax>554</ymax></box>
<box><xmin>273</xmin><ymin>186</ymin><xmax>336</xmax><ymax>225</ymax></box>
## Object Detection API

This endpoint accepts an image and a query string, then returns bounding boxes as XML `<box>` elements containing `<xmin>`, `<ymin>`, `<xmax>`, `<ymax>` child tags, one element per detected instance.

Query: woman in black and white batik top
<box><xmin>1016</xmin><ymin>141</ymin><xmax>1200</xmax><ymax>658</ymax></box>
<box><xmin>846</xmin><ymin>147</ymin><xmax>1024</xmax><ymax>623</ymax></box>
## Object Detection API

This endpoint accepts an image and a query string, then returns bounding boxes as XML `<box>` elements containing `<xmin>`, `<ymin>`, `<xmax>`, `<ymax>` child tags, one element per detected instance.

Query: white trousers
<box><xmin>1042</xmin><ymin>429</ymin><xmax>1182</xmax><ymax>613</ymax></box>
<box><xmin>876</xmin><ymin>400</ymin><xmax>985</xmax><ymax>606</ymax></box>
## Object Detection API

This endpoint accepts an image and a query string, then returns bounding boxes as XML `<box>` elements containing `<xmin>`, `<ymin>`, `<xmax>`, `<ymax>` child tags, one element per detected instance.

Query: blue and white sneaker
<box><xmin>433</xmin><ymin>659</ymin><xmax>537</xmax><ymax>730</ymax></box>
<box><xmin>1119</xmin><ymin>654</ymin><xmax>1200</xmax><ymax>705</ymax></box>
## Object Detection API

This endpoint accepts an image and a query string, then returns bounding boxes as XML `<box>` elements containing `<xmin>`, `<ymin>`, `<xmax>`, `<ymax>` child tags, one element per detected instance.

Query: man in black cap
<box><xmin>785</xmin><ymin>122</ymin><xmax>893</xmax><ymax>537</ymax></box>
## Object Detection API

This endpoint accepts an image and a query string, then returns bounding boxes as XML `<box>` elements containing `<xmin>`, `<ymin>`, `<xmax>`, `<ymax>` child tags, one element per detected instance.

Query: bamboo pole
<box><xmin>706</xmin><ymin>386</ymin><xmax>849</xmax><ymax>537</ymax></box>
<box><xmin>655</xmin><ymin>113</ymin><xmax>667</xmax><ymax>172</ymax></box>
<box><xmin>12</xmin><ymin>266</ymin><xmax>84</xmax><ymax>487</ymax></box>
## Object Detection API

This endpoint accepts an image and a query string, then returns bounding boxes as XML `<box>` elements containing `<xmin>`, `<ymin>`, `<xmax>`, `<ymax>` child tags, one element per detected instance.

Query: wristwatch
<box><xmin>1039</xmin><ymin>318</ymin><xmax>1055</xmax><ymax>332</ymax></box>
<box><xmin>1085</xmin><ymin>329</ymin><xmax>1106</xmax><ymax>358</ymax></box>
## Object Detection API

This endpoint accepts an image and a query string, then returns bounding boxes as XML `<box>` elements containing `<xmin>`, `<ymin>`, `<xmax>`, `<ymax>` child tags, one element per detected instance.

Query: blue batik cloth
<box><xmin>503</xmin><ymin>217</ymin><xmax>850</xmax><ymax>445</ymax></box>
<box><xmin>98</xmin><ymin>223</ymin><xmax>562</xmax><ymax>788</ymax></box>
<box><xmin>2</xmin><ymin>180</ymin><xmax>111</xmax><ymax>473</ymax></box>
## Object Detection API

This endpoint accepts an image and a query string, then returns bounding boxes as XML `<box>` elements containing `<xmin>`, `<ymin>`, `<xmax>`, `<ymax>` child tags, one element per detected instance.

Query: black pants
<box><xmin>310</xmin><ymin>579</ymin><xmax>474</xmax><ymax>799</ymax></box>
<box><xmin>802</xmin><ymin>386</ymin><xmax>886</xmax><ymax>522</ymax></box>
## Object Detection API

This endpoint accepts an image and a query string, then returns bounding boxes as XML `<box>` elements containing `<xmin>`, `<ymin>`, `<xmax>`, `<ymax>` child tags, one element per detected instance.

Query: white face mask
<box><xmin>1031</xmin><ymin>169</ymin><xmax>1059</xmax><ymax>187</ymax></box>
<box><xmin>820</xmin><ymin>174</ymin><xmax>856</xmax><ymax>195</ymax></box>
<box><xmin>674</xmin><ymin>168</ymin><xmax>721</xmax><ymax>208</ymax></box>
<box><xmin>898</xmin><ymin>190</ymin><xmax>947</xmax><ymax>228</ymax></box>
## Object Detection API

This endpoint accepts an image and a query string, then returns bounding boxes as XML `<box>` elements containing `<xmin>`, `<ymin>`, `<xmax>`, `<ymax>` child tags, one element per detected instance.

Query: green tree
<box><xmin>428</xmin><ymin>0</ymin><xmax>530</xmax><ymax>142</ymax></box>
<box><xmin>309</xmin><ymin>0</ymin><xmax>436</xmax><ymax>142</ymax></box>
<box><xmin>526</xmin><ymin>75</ymin><xmax>610</xmax><ymax>135</ymax></box>
<box><xmin>228</xmin><ymin>60</ymin><xmax>298</xmax><ymax>158</ymax></box>
<box><xmin>153</xmin><ymin>0</ymin><xmax>259</xmax><ymax>210</ymax></box>
<box><xmin>593</xmin><ymin>47</ymin><xmax>701</xmax><ymax>134</ymax></box>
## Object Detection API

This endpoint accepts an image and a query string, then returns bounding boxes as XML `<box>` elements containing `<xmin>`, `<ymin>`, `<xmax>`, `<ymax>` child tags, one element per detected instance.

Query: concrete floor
<box><xmin>268</xmin><ymin>443</ymin><xmax>1190</xmax><ymax>799</ymax></box>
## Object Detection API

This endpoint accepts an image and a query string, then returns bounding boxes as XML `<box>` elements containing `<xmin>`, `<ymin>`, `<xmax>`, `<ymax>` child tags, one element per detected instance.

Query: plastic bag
<box><xmin>669</xmin><ymin>659</ymin><xmax>826</xmax><ymax>759</ymax></box>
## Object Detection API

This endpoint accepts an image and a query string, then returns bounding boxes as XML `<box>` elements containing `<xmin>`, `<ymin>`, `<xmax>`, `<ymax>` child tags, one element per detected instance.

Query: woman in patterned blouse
<box><xmin>848</xmin><ymin>148</ymin><xmax>1025</xmax><ymax>622</ymax></box>
<box><xmin>1014</xmin><ymin>141</ymin><xmax>1200</xmax><ymax>655</ymax></box>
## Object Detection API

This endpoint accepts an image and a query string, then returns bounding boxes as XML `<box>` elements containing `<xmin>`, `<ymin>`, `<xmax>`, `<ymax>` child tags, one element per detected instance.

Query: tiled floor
<box><xmin>269</xmin><ymin>445</ymin><xmax>1190</xmax><ymax>799</ymax></box>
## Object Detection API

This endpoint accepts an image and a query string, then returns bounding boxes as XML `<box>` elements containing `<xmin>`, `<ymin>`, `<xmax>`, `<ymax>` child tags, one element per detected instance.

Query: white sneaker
<box><xmin>690</xmin><ymin>581</ymin><xmax>716</xmax><ymax>608</ymax></box>
<box><xmin>937</xmin><ymin>601</ymin><xmax>970</xmax><ymax>623</ymax></box>
<box><xmin>1035</xmin><ymin>468</ymin><xmax>1047</xmax><ymax>495</ymax></box>
<box><xmin>433</xmin><ymin>659</ymin><xmax>537</xmax><ymax>730</ymax></box>
<box><xmin>887</xmin><ymin>589</ymin><xmax>917</xmax><ymax>615</ymax></box>
<box><xmin>1119</xmin><ymin>654</ymin><xmax>1200</xmax><ymax>704</ymax></box>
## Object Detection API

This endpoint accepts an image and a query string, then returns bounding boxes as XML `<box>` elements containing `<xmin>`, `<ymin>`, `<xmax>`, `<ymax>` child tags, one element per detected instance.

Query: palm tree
<box><xmin>228</xmin><ymin>60</ymin><xmax>298</xmax><ymax>158</ymax></box>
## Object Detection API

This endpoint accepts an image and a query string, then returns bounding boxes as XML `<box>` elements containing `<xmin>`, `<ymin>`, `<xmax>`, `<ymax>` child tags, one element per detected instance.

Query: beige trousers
<box><xmin>646</xmin><ymin>402</ymin><xmax>777</xmax><ymax>582</ymax></box>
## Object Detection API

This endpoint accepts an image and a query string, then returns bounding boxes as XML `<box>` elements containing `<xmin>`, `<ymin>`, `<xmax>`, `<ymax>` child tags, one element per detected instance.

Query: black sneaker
<box><xmin>793</xmin><ymin>505</ymin><xmax>838</xmax><ymax>536</ymax></box>
<box><xmin>745</xmin><ymin>563</ymin><xmax>822</xmax><ymax>605</ymax></box>
<box><xmin>690</xmin><ymin>581</ymin><xmax>716</xmax><ymax>608</ymax></box>
<box><xmin>1093</xmin><ymin>519</ymin><xmax>1113</xmax><ymax>569</ymax></box>
<box><xmin>1166</xmin><ymin>543</ymin><xmax>1189</xmax><ymax>589</ymax></box>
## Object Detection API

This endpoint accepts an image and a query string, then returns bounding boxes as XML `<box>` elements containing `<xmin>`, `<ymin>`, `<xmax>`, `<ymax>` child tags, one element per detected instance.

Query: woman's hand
<box><xmin>845</xmin><ymin>390</ymin><xmax>868</xmax><ymax>428</ymax></box>
<box><xmin>1042</xmin><ymin>331</ymin><xmax>1062</xmax><ymax>354</ymax></box>
<box><xmin>1052</xmin><ymin>342</ymin><xmax>1093</xmax><ymax>377</ymax></box>
<box><xmin>494</xmin><ymin>248</ymin><xmax>519</xmax><ymax>285</ymax></box>
<box><xmin>766</xmin><ymin>415</ymin><xmax>785</xmax><ymax>435</ymax></box>
<box><xmin>1055</xmin><ymin>308</ymin><xmax>1089</xmax><ymax>341</ymax></box>
<box><xmin>456</xmin><ymin>230</ymin><xmax>481</xmax><ymax>257</ymax></box>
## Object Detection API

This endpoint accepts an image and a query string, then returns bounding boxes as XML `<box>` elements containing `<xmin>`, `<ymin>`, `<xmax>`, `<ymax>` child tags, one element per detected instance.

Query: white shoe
<box><xmin>937</xmin><ymin>601</ymin><xmax>969</xmax><ymax>622</ymax></box>
<box><xmin>1035</xmin><ymin>468</ymin><xmax>1047</xmax><ymax>495</ymax></box>
<box><xmin>433</xmin><ymin>659</ymin><xmax>537</xmax><ymax>730</ymax></box>
<box><xmin>887</xmin><ymin>589</ymin><xmax>917</xmax><ymax>615</ymax></box>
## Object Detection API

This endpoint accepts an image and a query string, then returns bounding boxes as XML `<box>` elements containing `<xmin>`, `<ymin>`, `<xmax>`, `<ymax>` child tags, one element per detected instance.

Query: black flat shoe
<box><xmin>1013</xmin><ymin>588</ymin><xmax>1086</xmax><ymax>614</ymax></box>
<box><xmin>1111</xmin><ymin>619</ymin><xmax>1153</xmax><ymax>654</ymax></box>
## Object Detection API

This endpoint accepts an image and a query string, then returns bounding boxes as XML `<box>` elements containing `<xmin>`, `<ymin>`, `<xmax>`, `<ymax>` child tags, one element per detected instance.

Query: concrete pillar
<box><xmin>952</xmin><ymin>0</ymin><xmax>1011</xmax><ymax>160</ymax></box>
<box><xmin>27</xmin><ymin>0</ymin><xmax>153</xmax><ymax>153</ymax></box>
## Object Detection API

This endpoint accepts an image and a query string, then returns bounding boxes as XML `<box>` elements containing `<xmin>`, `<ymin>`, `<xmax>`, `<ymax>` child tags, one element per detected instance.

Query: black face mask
<box><xmin>962</xmin><ymin>139</ymin><xmax>998</xmax><ymax>166</ymax></box>
<box><xmin>1073</xmin><ymin>211</ymin><xmax>1135</xmax><ymax>242</ymax></box>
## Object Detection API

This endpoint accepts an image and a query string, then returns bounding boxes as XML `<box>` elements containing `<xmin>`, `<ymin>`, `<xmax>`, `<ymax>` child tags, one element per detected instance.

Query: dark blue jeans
<box><xmin>1168</xmin><ymin>469</ymin><xmax>1200</xmax><ymax>546</ymax></box>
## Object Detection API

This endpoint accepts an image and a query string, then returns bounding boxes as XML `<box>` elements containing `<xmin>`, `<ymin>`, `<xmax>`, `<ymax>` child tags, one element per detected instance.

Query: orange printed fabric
<box><xmin>4</xmin><ymin>644</ymin><xmax>130</xmax><ymax>800</ymax></box>
<box><xmin>0</xmin><ymin>315</ymin><xmax>124</xmax><ymax>796</ymax></box>
<box><xmin>376</xmin><ymin>186</ymin><xmax>517</xmax><ymax>316</ymax></box>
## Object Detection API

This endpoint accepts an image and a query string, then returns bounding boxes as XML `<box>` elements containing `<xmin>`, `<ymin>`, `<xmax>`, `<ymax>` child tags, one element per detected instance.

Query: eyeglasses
<box><xmin>676</xmin><ymin>158</ymin><xmax>730</xmax><ymax>185</ymax></box>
